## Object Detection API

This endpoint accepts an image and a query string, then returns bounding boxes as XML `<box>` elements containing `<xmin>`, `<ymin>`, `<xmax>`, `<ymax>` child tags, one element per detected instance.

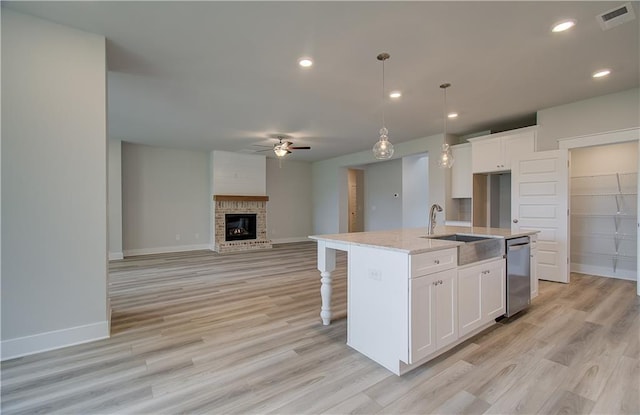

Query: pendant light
<box><xmin>438</xmin><ymin>83</ymin><xmax>454</xmax><ymax>168</ymax></box>
<box><xmin>372</xmin><ymin>53</ymin><xmax>394</xmax><ymax>160</ymax></box>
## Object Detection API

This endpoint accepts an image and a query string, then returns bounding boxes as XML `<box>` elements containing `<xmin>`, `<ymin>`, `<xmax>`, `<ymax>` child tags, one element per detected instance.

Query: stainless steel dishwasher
<box><xmin>505</xmin><ymin>236</ymin><xmax>531</xmax><ymax>317</ymax></box>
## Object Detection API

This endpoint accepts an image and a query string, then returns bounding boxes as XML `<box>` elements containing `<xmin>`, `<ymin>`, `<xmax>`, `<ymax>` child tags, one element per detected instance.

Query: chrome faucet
<box><xmin>428</xmin><ymin>204</ymin><xmax>443</xmax><ymax>235</ymax></box>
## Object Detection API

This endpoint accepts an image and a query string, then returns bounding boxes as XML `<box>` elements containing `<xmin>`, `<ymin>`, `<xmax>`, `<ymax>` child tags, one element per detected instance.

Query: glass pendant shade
<box><xmin>438</xmin><ymin>83</ymin><xmax>455</xmax><ymax>168</ymax></box>
<box><xmin>372</xmin><ymin>52</ymin><xmax>393</xmax><ymax>160</ymax></box>
<box><xmin>438</xmin><ymin>143</ymin><xmax>454</xmax><ymax>168</ymax></box>
<box><xmin>373</xmin><ymin>127</ymin><xmax>394</xmax><ymax>159</ymax></box>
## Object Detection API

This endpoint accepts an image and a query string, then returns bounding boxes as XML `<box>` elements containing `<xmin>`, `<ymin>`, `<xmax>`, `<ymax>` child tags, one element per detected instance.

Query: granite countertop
<box><xmin>308</xmin><ymin>226</ymin><xmax>539</xmax><ymax>254</ymax></box>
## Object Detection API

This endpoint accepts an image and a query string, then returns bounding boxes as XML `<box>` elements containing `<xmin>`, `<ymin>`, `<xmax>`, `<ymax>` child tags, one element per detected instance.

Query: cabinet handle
<box><xmin>434</xmin><ymin>259</ymin><xmax>440</xmax><ymax>264</ymax></box>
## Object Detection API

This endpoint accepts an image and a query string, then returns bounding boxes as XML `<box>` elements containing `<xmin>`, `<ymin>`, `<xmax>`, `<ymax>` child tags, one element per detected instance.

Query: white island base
<box><xmin>310</xmin><ymin>227</ymin><xmax>535</xmax><ymax>376</ymax></box>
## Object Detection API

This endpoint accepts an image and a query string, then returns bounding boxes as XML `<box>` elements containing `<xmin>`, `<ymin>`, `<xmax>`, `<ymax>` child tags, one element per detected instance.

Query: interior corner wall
<box><xmin>121</xmin><ymin>143</ymin><xmax>210</xmax><ymax>256</ymax></box>
<box><xmin>1</xmin><ymin>10</ymin><xmax>108</xmax><ymax>359</ymax></box>
<box><xmin>108</xmin><ymin>139</ymin><xmax>123</xmax><ymax>260</ymax></box>
<box><xmin>312</xmin><ymin>133</ymin><xmax>446</xmax><ymax>235</ymax></box>
<box><xmin>537</xmin><ymin>88</ymin><xmax>640</xmax><ymax>151</ymax></box>
<box><xmin>265</xmin><ymin>158</ymin><xmax>313</xmax><ymax>243</ymax></box>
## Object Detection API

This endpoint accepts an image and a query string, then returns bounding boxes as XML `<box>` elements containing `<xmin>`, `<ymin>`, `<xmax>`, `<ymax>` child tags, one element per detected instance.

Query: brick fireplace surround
<box><xmin>213</xmin><ymin>195</ymin><xmax>272</xmax><ymax>253</ymax></box>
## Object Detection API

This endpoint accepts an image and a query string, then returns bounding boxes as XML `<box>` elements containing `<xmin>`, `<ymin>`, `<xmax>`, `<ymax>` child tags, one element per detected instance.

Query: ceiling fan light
<box><xmin>273</xmin><ymin>145</ymin><xmax>289</xmax><ymax>157</ymax></box>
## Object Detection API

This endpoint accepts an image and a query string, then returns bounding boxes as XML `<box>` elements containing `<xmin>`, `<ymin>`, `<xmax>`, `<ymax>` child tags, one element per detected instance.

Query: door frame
<box><xmin>558</xmin><ymin>127</ymin><xmax>640</xmax><ymax>296</ymax></box>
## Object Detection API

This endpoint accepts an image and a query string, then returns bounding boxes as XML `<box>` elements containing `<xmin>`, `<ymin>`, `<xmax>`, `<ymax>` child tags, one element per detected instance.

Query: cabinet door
<box><xmin>482</xmin><ymin>259</ymin><xmax>506</xmax><ymax>320</ymax></box>
<box><xmin>472</xmin><ymin>137</ymin><xmax>503</xmax><ymax>173</ymax></box>
<box><xmin>409</xmin><ymin>274</ymin><xmax>436</xmax><ymax>363</ymax></box>
<box><xmin>435</xmin><ymin>269</ymin><xmax>458</xmax><ymax>349</ymax></box>
<box><xmin>458</xmin><ymin>265</ymin><xmax>483</xmax><ymax>337</ymax></box>
<box><xmin>502</xmin><ymin>132</ymin><xmax>535</xmax><ymax>171</ymax></box>
<box><xmin>459</xmin><ymin>257</ymin><xmax>505</xmax><ymax>336</ymax></box>
<box><xmin>451</xmin><ymin>144</ymin><xmax>472</xmax><ymax>198</ymax></box>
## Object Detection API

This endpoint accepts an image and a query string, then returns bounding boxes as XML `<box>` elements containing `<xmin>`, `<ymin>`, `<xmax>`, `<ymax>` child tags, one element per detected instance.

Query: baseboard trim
<box><xmin>108</xmin><ymin>251</ymin><xmax>124</xmax><ymax>260</ymax></box>
<box><xmin>571</xmin><ymin>263</ymin><xmax>637</xmax><ymax>281</ymax></box>
<box><xmin>1</xmin><ymin>321</ymin><xmax>110</xmax><ymax>361</ymax></box>
<box><xmin>271</xmin><ymin>237</ymin><xmax>312</xmax><ymax>244</ymax></box>
<box><xmin>123</xmin><ymin>244</ymin><xmax>211</xmax><ymax>257</ymax></box>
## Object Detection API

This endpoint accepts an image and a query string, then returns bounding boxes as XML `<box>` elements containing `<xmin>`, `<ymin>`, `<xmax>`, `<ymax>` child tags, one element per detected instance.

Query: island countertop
<box><xmin>309</xmin><ymin>226</ymin><xmax>538</xmax><ymax>254</ymax></box>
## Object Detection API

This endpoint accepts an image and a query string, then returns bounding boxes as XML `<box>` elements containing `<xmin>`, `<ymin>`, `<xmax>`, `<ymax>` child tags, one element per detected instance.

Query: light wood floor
<box><xmin>2</xmin><ymin>242</ymin><xmax>638</xmax><ymax>414</ymax></box>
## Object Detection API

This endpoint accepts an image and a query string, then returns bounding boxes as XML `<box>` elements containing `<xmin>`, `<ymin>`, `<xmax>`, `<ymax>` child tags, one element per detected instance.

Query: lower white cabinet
<box><xmin>409</xmin><ymin>268</ymin><xmax>458</xmax><ymax>363</ymax></box>
<box><xmin>458</xmin><ymin>257</ymin><xmax>505</xmax><ymax>337</ymax></box>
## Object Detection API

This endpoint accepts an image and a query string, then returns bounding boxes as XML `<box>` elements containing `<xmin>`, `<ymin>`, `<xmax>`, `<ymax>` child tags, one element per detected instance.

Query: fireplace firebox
<box><xmin>225</xmin><ymin>214</ymin><xmax>257</xmax><ymax>241</ymax></box>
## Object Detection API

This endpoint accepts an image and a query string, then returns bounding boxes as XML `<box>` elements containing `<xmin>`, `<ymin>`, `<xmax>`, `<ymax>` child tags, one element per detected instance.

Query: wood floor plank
<box><xmin>536</xmin><ymin>389</ymin><xmax>595</xmax><ymax>415</ymax></box>
<box><xmin>0</xmin><ymin>245</ymin><xmax>637</xmax><ymax>415</ymax></box>
<box><xmin>430</xmin><ymin>390</ymin><xmax>491</xmax><ymax>415</ymax></box>
<box><xmin>589</xmin><ymin>355</ymin><xmax>640</xmax><ymax>415</ymax></box>
<box><xmin>484</xmin><ymin>358</ymin><xmax>569</xmax><ymax>414</ymax></box>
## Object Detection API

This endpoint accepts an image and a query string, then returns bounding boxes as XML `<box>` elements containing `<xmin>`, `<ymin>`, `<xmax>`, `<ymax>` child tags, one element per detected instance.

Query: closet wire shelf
<box><xmin>570</xmin><ymin>173</ymin><xmax>637</xmax><ymax>275</ymax></box>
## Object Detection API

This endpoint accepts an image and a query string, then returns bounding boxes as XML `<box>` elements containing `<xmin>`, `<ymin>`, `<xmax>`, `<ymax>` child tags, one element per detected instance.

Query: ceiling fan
<box><xmin>256</xmin><ymin>134</ymin><xmax>311</xmax><ymax>158</ymax></box>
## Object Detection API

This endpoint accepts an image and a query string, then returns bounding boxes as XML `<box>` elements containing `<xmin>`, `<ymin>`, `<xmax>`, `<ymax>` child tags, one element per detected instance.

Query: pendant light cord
<box><xmin>381</xmin><ymin>58</ymin><xmax>386</xmax><ymax>129</ymax></box>
<box><xmin>440</xmin><ymin>83</ymin><xmax>451</xmax><ymax>138</ymax></box>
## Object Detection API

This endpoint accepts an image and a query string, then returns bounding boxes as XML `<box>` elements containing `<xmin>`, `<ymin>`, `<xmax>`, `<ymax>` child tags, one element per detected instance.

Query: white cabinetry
<box><xmin>458</xmin><ymin>257</ymin><xmax>505</xmax><ymax>337</ymax></box>
<box><xmin>470</xmin><ymin>128</ymin><xmax>536</xmax><ymax>173</ymax></box>
<box><xmin>451</xmin><ymin>143</ymin><xmax>472</xmax><ymax>198</ymax></box>
<box><xmin>409</xmin><ymin>268</ymin><xmax>457</xmax><ymax>363</ymax></box>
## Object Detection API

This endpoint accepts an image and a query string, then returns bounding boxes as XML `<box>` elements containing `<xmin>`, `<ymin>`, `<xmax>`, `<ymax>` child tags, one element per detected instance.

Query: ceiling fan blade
<box><xmin>289</xmin><ymin>146</ymin><xmax>311</xmax><ymax>150</ymax></box>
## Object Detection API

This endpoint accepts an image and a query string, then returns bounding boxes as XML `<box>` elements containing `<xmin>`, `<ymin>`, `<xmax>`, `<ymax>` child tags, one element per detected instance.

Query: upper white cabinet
<box><xmin>469</xmin><ymin>127</ymin><xmax>537</xmax><ymax>173</ymax></box>
<box><xmin>451</xmin><ymin>143</ymin><xmax>472</xmax><ymax>198</ymax></box>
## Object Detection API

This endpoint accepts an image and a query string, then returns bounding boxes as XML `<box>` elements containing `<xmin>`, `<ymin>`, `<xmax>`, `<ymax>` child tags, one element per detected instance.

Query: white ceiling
<box><xmin>5</xmin><ymin>1</ymin><xmax>639</xmax><ymax>161</ymax></box>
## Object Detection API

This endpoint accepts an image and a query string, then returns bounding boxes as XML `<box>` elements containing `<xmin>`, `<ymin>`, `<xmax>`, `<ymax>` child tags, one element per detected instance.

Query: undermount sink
<box><xmin>423</xmin><ymin>234</ymin><xmax>493</xmax><ymax>243</ymax></box>
<box><xmin>421</xmin><ymin>234</ymin><xmax>505</xmax><ymax>266</ymax></box>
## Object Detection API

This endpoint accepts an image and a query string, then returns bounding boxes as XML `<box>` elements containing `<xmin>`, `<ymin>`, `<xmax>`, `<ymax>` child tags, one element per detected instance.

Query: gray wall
<box><xmin>122</xmin><ymin>143</ymin><xmax>210</xmax><ymax>255</ymax></box>
<box><xmin>402</xmin><ymin>154</ymin><xmax>429</xmax><ymax>228</ymax></box>
<box><xmin>312</xmin><ymin>133</ymin><xmax>448</xmax><ymax>235</ymax></box>
<box><xmin>364</xmin><ymin>159</ymin><xmax>403</xmax><ymax>231</ymax></box>
<box><xmin>108</xmin><ymin>139</ymin><xmax>123</xmax><ymax>259</ymax></box>
<box><xmin>1</xmin><ymin>10</ymin><xmax>108</xmax><ymax>357</ymax></box>
<box><xmin>266</xmin><ymin>158</ymin><xmax>313</xmax><ymax>242</ymax></box>
<box><xmin>537</xmin><ymin>88</ymin><xmax>640</xmax><ymax>150</ymax></box>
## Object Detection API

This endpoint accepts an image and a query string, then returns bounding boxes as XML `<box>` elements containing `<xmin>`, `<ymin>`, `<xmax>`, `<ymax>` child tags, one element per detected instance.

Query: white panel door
<box><xmin>512</xmin><ymin>150</ymin><xmax>569</xmax><ymax>283</ymax></box>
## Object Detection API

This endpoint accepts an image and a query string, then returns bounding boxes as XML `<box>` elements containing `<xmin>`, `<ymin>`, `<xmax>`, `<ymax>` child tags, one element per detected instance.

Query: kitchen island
<box><xmin>309</xmin><ymin>226</ymin><xmax>538</xmax><ymax>375</ymax></box>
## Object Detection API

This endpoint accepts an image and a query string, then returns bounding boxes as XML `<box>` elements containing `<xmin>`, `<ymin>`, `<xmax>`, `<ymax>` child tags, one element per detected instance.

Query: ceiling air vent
<box><xmin>597</xmin><ymin>2</ymin><xmax>636</xmax><ymax>30</ymax></box>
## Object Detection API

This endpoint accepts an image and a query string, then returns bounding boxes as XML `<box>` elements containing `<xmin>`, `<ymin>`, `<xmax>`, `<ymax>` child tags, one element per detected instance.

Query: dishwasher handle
<box><xmin>508</xmin><ymin>244</ymin><xmax>529</xmax><ymax>251</ymax></box>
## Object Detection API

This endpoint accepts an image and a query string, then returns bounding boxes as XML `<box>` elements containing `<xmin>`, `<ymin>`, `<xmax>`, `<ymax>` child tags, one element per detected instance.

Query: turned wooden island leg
<box><xmin>317</xmin><ymin>241</ymin><xmax>336</xmax><ymax>325</ymax></box>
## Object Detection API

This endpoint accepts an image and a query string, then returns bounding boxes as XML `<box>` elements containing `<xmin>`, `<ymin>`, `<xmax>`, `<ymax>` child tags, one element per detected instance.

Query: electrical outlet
<box><xmin>175</xmin><ymin>234</ymin><xmax>181</xmax><ymax>241</ymax></box>
<box><xmin>368</xmin><ymin>269</ymin><xmax>382</xmax><ymax>281</ymax></box>
<box><xmin>195</xmin><ymin>233</ymin><xmax>199</xmax><ymax>239</ymax></box>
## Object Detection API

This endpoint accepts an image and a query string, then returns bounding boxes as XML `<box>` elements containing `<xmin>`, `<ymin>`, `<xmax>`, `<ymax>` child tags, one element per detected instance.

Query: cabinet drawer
<box><xmin>411</xmin><ymin>249</ymin><xmax>456</xmax><ymax>277</ymax></box>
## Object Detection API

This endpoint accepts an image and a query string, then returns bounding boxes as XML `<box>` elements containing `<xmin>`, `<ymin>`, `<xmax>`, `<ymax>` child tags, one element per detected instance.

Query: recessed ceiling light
<box><xmin>448</xmin><ymin>112</ymin><xmax>458</xmax><ymax>119</ymax></box>
<box><xmin>298</xmin><ymin>57</ymin><xmax>313</xmax><ymax>68</ymax></box>
<box><xmin>389</xmin><ymin>91</ymin><xmax>402</xmax><ymax>99</ymax></box>
<box><xmin>592</xmin><ymin>69</ymin><xmax>611</xmax><ymax>78</ymax></box>
<box><xmin>552</xmin><ymin>19</ymin><xmax>576</xmax><ymax>32</ymax></box>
